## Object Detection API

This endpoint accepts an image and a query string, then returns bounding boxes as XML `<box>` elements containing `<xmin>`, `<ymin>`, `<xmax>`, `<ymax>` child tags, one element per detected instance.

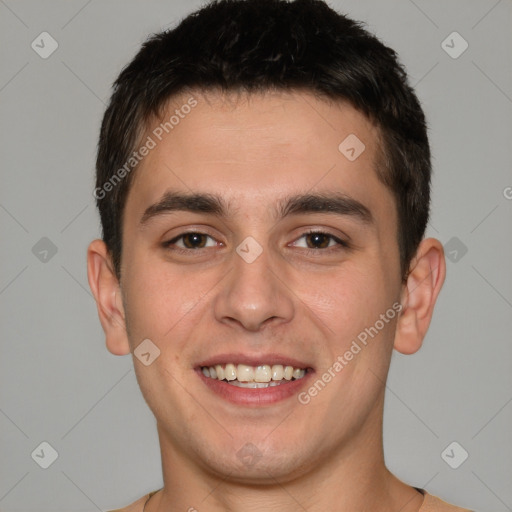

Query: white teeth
<box><xmin>224</xmin><ymin>363</ymin><xmax>237</xmax><ymax>381</ymax></box>
<box><xmin>201</xmin><ymin>363</ymin><xmax>307</xmax><ymax>384</ymax></box>
<box><xmin>228</xmin><ymin>381</ymin><xmax>281</xmax><ymax>388</ymax></box>
<box><xmin>254</xmin><ymin>365</ymin><xmax>271</xmax><ymax>383</ymax></box>
<box><xmin>271</xmin><ymin>364</ymin><xmax>284</xmax><ymax>380</ymax></box>
<box><xmin>237</xmin><ymin>364</ymin><xmax>254</xmax><ymax>382</ymax></box>
<box><xmin>214</xmin><ymin>364</ymin><xmax>224</xmax><ymax>380</ymax></box>
<box><xmin>293</xmin><ymin>368</ymin><xmax>305</xmax><ymax>379</ymax></box>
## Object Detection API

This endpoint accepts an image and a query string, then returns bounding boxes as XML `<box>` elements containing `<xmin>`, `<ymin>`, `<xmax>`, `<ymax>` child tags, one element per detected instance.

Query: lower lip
<box><xmin>196</xmin><ymin>369</ymin><xmax>314</xmax><ymax>406</ymax></box>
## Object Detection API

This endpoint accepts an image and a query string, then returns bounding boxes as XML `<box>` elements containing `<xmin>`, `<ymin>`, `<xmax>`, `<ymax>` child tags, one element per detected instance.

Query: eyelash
<box><xmin>162</xmin><ymin>229</ymin><xmax>349</xmax><ymax>255</ymax></box>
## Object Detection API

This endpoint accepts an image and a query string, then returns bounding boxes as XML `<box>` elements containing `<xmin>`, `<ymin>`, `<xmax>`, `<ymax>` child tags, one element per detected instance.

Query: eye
<box><xmin>291</xmin><ymin>230</ymin><xmax>348</xmax><ymax>251</ymax></box>
<box><xmin>163</xmin><ymin>232</ymin><xmax>218</xmax><ymax>250</ymax></box>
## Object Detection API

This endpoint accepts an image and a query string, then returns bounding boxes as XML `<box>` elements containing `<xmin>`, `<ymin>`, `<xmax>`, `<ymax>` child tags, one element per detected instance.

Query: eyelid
<box><xmin>289</xmin><ymin>229</ymin><xmax>350</xmax><ymax>250</ymax></box>
<box><xmin>163</xmin><ymin>230</ymin><xmax>220</xmax><ymax>249</ymax></box>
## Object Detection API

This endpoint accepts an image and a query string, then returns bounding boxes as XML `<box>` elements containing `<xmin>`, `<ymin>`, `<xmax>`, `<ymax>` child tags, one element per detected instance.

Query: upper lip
<box><xmin>197</xmin><ymin>353</ymin><xmax>313</xmax><ymax>369</ymax></box>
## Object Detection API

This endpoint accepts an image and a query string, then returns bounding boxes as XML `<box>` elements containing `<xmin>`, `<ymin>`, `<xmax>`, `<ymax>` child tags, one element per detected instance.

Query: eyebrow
<box><xmin>139</xmin><ymin>191</ymin><xmax>374</xmax><ymax>226</ymax></box>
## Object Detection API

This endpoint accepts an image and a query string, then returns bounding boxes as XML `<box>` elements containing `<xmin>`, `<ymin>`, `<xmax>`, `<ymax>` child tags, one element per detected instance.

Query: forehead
<box><xmin>149</xmin><ymin>89</ymin><xmax>380</xmax><ymax>166</ymax></box>
<box><xmin>125</xmin><ymin>89</ymin><xmax>394</xmax><ymax>228</ymax></box>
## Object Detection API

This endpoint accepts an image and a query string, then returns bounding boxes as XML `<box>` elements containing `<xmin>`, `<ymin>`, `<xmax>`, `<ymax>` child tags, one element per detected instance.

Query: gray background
<box><xmin>0</xmin><ymin>0</ymin><xmax>511</xmax><ymax>510</ymax></box>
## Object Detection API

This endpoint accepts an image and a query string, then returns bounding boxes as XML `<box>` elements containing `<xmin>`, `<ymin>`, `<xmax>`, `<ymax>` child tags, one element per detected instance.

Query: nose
<box><xmin>213</xmin><ymin>244</ymin><xmax>295</xmax><ymax>332</ymax></box>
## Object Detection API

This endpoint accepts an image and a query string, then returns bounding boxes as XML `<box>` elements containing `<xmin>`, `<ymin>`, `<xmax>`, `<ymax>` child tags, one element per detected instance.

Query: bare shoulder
<box><xmin>105</xmin><ymin>492</ymin><xmax>151</xmax><ymax>512</ymax></box>
<box><xmin>421</xmin><ymin>492</ymin><xmax>475</xmax><ymax>512</ymax></box>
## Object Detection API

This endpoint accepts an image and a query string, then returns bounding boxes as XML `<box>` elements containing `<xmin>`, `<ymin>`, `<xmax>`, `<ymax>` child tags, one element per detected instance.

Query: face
<box><xmin>117</xmin><ymin>90</ymin><xmax>404</xmax><ymax>482</ymax></box>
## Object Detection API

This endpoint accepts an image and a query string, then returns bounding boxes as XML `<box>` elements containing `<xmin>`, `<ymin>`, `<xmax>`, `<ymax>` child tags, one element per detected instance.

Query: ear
<box><xmin>394</xmin><ymin>238</ymin><xmax>446</xmax><ymax>355</ymax></box>
<box><xmin>87</xmin><ymin>239</ymin><xmax>131</xmax><ymax>356</ymax></box>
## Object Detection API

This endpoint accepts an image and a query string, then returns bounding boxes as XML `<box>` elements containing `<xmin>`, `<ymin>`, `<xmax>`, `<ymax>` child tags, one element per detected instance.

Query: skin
<box><xmin>88</xmin><ymin>90</ymin><xmax>446</xmax><ymax>512</ymax></box>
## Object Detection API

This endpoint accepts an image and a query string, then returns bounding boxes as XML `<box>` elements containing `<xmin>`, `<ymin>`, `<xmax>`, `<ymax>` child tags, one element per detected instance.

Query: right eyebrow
<box><xmin>140</xmin><ymin>191</ymin><xmax>227</xmax><ymax>226</ymax></box>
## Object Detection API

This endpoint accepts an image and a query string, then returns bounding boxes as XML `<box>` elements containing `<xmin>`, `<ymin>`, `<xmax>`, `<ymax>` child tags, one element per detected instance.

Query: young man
<box><xmin>87</xmin><ymin>0</ymin><xmax>474</xmax><ymax>510</ymax></box>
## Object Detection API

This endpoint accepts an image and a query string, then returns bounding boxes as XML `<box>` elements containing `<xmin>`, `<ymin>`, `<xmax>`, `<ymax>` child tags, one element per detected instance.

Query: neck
<box><xmin>146</xmin><ymin>405</ymin><xmax>424</xmax><ymax>512</ymax></box>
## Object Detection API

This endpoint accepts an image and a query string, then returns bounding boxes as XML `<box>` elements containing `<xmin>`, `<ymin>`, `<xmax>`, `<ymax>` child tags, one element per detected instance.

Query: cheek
<box><xmin>299</xmin><ymin>267</ymin><xmax>388</xmax><ymax>333</ymax></box>
<box><xmin>296</xmin><ymin>266</ymin><xmax>398</xmax><ymax>374</ymax></box>
<box><xmin>121</xmin><ymin>254</ymin><xmax>230</xmax><ymax>367</ymax></box>
<box><xmin>121</xmin><ymin>257</ymin><xmax>207</xmax><ymax>342</ymax></box>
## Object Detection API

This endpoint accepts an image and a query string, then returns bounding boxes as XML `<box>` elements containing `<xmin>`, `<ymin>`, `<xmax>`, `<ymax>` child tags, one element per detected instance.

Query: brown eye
<box><xmin>292</xmin><ymin>231</ymin><xmax>347</xmax><ymax>250</ymax></box>
<box><xmin>163</xmin><ymin>232</ymin><xmax>217</xmax><ymax>250</ymax></box>
<box><xmin>305</xmin><ymin>232</ymin><xmax>331</xmax><ymax>249</ymax></box>
<box><xmin>182</xmin><ymin>233</ymin><xmax>207</xmax><ymax>248</ymax></box>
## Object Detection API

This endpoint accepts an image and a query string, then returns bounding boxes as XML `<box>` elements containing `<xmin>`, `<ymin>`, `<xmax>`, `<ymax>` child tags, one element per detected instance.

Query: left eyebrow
<box><xmin>276</xmin><ymin>192</ymin><xmax>374</xmax><ymax>225</ymax></box>
<box><xmin>139</xmin><ymin>190</ymin><xmax>374</xmax><ymax>226</ymax></box>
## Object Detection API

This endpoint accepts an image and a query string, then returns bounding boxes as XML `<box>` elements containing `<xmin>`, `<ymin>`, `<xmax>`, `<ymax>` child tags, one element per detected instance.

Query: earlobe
<box><xmin>87</xmin><ymin>239</ymin><xmax>131</xmax><ymax>356</ymax></box>
<box><xmin>394</xmin><ymin>238</ymin><xmax>446</xmax><ymax>355</ymax></box>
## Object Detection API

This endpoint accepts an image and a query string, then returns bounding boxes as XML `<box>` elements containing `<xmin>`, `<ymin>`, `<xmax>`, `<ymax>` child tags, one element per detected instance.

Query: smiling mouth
<box><xmin>200</xmin><ymin>363</ymin><xmax>308</xmax><ymax>388</ymax></box>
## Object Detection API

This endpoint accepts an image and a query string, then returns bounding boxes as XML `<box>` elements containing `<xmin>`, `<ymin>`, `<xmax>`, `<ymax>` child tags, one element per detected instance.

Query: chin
<box><xmin>185</xmin><ymin>431</ymin><xmax>325</xmax><ymax>485</ymax></box>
